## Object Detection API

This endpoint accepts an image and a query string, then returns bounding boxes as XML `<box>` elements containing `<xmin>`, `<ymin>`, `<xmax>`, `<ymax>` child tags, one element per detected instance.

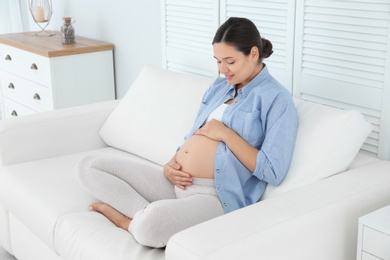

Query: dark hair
<box><xmin>212</xmin><ymin>17</ymin><xmax>273</xmax><ymax>61</ymax></box>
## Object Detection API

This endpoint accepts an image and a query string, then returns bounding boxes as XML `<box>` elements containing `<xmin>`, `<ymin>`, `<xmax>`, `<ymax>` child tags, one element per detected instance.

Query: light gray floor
<box><xmin>0</xmin><ymin>246</ymin><xmax>16</xmax><ymax>260</ymax></box>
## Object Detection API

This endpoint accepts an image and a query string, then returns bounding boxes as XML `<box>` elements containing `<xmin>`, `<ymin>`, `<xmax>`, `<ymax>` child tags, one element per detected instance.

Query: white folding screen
<box><xmin>293</xmin><ymin>0</ymin><xmax>390</xmax><ymax>159</ymax></box>
<box><xmin>220</xmin><ymin>0</ymin><xmax>296</xmax><ymax>93</ymax></box>
<box><xmin>161</xmin><ymin>0</ymin><xmax>219</xmax><ymax>78</ymax></box>
<box><xmin>161</xmin><ymin>0</ymin><xmax>390</xmax><ymax>160</ymax></box>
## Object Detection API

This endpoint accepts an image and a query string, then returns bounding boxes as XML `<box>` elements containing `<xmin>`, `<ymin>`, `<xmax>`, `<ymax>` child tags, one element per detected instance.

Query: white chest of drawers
<box><xmin>357</xmin><ymin>205</ymin><xmax>390</xmax><ymax>260</ymax></box>
<box><xmin>0</xmin><ymin>31</ymin><xmax>115</xmax><ymax>119</ymax></box>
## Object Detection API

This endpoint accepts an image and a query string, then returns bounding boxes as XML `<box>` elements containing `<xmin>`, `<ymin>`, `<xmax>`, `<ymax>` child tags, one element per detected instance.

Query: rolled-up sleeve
<box><xmin>253</xmin><ymin>98</ymin><xmax>298</xmax><ymax>186</ymax></box>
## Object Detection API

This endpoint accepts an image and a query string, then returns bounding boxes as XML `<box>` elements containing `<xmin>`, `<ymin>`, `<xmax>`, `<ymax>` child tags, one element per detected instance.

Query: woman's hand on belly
<box><xmin>176</xmin><ymin>135</ymin><xmax>218</xmax><ymax>179</ymax></box>
<box><xmin>195</xmin><ymin>119</ymin><xmax>230</xmax><ymax>142</ymax></box>
<box><xmin>196</xmin><ymin>119</ymin><xmax>259</xmax><ymax>173</ymax></box>
<box><xmin>164</xmin><ymin>153</ymin><xmax>193</xmax><ymax>190</ymax></box>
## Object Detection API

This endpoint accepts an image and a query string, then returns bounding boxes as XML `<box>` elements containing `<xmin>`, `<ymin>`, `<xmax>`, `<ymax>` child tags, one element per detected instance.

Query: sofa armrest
<box><xmin>166</xmin><ymin>160</ymin><xmax>390</xmax><ymax>260</ymax></box>
<box><xmin>0</xmin><ymin>100</ymin><xmax>119</xmax><ymax>166</ymax></box>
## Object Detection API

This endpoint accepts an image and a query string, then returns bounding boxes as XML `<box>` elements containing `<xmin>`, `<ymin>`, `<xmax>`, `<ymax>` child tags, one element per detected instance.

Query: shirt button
<box><xmin>216</xmin><ymin>169</ymin><xmax>220</xmax><ymax>173</ymax></box>
<box><xmin>223</xmin><ymin>203</ymin><xmax>227</xmax><ymax>207</ymax></box>
<box><xmin>217</xmin><ymin>151</ymin><xmax>221</xmax><ymax>154</ymax></box>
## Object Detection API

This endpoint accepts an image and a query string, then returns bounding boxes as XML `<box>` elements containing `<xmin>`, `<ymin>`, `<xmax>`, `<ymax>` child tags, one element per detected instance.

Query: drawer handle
<box><xmin>5</xmin><ymin>54</ymin><xmax>12</xmax><ymax>61</ymax></box>
<box><xmin>33</xmin><ymin>93</ymin><xmax>41</xmax><ymax>100</ymax></box>
<box><xmin>11</xmin><ymin>110</ymin><xmax>18</xmax><ymax>117</ymax></box>
<box><xmin>8</xmin><ymin>83</ymin><xmax>15</xmax><ymax>89</ymax></box>
<box><xmin>30</xmin><ymin>63</ymin><xmax>38</xmax><ymax>70</ymax></box>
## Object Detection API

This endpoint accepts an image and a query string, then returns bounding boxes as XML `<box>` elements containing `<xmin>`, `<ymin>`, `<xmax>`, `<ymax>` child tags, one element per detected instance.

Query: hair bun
<box><xmin>261</xmin><ymin>38</ymin><xmax>273</xmax><ymax>59</ymax></box>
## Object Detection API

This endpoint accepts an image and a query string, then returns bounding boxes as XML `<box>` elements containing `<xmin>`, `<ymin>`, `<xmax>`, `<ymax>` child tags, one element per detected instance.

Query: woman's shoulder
<box><xmin>254</xmin><ymin>75</ymin><xmax>290</xmax><ymax>98</ymax></box>
<box><xmin>250</xmin><ymin>75</ymin><xmax>295</xmax><ymax>111</ymax></box>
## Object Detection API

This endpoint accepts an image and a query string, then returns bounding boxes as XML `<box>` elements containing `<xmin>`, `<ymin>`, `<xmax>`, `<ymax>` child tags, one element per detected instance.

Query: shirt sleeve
<box><xmin>253</xmin><ymin>97</ymin><xmax>298</xmax><ymax>186</ymax></box>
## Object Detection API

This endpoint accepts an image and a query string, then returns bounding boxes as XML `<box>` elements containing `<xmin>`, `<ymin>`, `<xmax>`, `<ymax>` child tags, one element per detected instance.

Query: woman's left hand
<box><xmin>194</xmin><ymin>119</ymin><xmax>230</xmax><ymax>142</ymax></box>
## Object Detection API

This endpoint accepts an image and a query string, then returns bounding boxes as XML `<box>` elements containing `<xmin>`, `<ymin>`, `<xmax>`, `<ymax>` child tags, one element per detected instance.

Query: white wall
<box><xmin>0</xmin><ymin>0</ymin><xmax>12</xmax><ymax>33</ymax></box>
<box><xmin>22</xmin><ymin>0</ymin><xmax>162</xmax><ymax>98</ymax></box>
<box><xmin>1</xmin><ymin>0</ymin><xmax>23</xmax><ymax>33</ymax></box>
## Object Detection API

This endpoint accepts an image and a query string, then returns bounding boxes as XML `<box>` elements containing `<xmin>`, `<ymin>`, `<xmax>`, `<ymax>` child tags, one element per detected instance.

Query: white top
<box><xmin>206</xmin><ymin>103</ymin><xmax>228</xmax><ymax>122</ymax></box>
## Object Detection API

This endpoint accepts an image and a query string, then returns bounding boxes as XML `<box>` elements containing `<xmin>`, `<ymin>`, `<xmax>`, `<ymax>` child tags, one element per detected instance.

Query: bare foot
<box><xmin>90</xmin><ymin>203</ymin><xmax>132</xmax><ymax>230</ymax></box>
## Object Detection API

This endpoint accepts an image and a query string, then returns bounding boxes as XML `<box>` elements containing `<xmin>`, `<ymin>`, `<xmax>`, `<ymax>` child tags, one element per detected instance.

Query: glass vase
<box><xmin>29</xmin><ymin>0</ymin><xmax>54</xmax><ymax>36</ymax></box>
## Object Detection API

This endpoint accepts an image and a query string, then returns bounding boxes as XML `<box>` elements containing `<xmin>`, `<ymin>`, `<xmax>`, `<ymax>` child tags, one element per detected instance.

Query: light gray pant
<box><xmin>76</xmin><ymin>155</ymin><xmax>224</xmax><ymax>248</ymax></box>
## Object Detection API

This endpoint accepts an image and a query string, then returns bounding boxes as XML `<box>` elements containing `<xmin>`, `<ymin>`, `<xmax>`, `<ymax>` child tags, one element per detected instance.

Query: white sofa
<box><xmin>0</xmin><ymin>65</ymin><xmax>389</xmax><ymax>260</ymax></box>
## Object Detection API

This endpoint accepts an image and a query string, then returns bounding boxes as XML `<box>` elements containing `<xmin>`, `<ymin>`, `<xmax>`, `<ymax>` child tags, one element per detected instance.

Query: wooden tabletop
<box><xmin>0</xmin><ymin>31</ymin><xmax>113</xmax><ymax>57</ymax></box>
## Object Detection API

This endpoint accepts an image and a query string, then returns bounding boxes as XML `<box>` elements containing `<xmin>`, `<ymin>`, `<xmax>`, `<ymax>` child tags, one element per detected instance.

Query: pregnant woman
<box><xmin>77</xmin><ymin>17</ymin><xmax>298</xmax><ymax>248</ymax></box>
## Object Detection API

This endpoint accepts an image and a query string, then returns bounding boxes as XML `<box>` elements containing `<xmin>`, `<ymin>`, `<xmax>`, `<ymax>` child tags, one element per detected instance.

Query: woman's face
<box><xmin>213</xmin><ymin>42</ymin><xmax>261</xmax><ymax>88</ymax></box>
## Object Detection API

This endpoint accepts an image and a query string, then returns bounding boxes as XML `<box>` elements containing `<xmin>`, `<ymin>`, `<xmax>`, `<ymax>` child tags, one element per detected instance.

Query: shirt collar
<box><xmin>225</xmin><ymin>64</ymin><xmax>271</xmax><ymax>99</ymax></box>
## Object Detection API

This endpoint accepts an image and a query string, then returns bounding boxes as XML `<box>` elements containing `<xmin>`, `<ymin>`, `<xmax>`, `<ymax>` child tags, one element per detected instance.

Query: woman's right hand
<box><xmin>163</xmin><ymin>154</ymin><xmax>193</xmax><ymax>190</ymax></box>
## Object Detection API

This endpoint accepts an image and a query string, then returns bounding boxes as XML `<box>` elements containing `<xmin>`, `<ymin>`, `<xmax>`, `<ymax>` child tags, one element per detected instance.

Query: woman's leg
<box><xmin>129</xmin><ymin>179</ymin><xmax>224</xmax><ymax>248</ymax></box>
<box><xmin>76</xmin><ymin>155</ymin><xmax>176</xmax><ymax>218</ymax></box>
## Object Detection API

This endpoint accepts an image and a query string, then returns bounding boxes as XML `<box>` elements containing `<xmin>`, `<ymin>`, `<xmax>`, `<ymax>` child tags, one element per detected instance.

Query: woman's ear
<box><xmin>250</xmin><ymin>46</ymin><xmax>260</xmax><ymax>62</ymax></box>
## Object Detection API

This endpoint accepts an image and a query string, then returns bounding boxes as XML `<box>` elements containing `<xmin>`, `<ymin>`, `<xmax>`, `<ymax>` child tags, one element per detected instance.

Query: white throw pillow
<box><xmin>262</xmin><ymin>98</ymin><xmax>372</xmax><ymax>199</ymax></box>
<box><xmin>99</xmin><ymin>64</ymin><xmax>214</xmax><ymax>166</ymax></box>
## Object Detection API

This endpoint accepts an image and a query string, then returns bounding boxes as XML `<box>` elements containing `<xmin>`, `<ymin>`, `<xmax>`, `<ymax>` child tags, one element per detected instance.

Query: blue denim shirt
<box><xmin>183</xmin><ymin>66</ymin><xmax>298</xmax><ymax>213</ymax></box>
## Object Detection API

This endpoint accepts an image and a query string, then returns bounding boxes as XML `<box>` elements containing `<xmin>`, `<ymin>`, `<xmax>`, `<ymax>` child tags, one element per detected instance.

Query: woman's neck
<box><xmin>236</xmin><ymin>63</ymin><xmax>264</xmax><ymax>90</ymax></box>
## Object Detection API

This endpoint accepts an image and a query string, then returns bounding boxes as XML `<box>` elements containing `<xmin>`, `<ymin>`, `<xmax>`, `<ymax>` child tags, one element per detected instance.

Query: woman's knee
<box><xmin>129</xmin><ymin>197</ymin><xmax>221</xmax><ymax>248</ymax></box>
<box><xmin>76</xmin><ymin>155</ymin><xmax>93</xmax><ymax>177</ymax></box>
<box><xmin>129</xmin><ymin>202</ymin><xmax>176</xmax><ymax>248</ymax></box>
<box><xmin>75</xmin><ymin>155</ymin><xmax>103</xmax><ymax>184</ymax></box>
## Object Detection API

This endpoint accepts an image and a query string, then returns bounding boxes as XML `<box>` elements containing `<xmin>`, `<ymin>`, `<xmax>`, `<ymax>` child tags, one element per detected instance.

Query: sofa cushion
<box><xmin>262</xmin><ymin>98</ymin><xmax>372</xmax><ymax>199</ymax></box>
<box><xmin>99</xmin><ymin>64</ymin><xmax>214</xmax><ymax>166</ymax></box>
<box><xmin>0</xmin><ymin>147</ymin><xmax>156</xmax><ymax>251</ymax></box>
<box><xmin>54</xmin><ymin>212</ymin><xmax>164</xmax><ymax>260</ymax></box>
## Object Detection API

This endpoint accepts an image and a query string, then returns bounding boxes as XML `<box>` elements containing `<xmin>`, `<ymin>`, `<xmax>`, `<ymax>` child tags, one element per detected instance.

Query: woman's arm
<box><xmin>195</xmin><ymin>97</ymin><xmax>298</xmax><ymax>183</ymax></box>
<box><xmin>195</xmin><ymin>120</ymin><xmax>258</xmax><ymax>172</ymax></box>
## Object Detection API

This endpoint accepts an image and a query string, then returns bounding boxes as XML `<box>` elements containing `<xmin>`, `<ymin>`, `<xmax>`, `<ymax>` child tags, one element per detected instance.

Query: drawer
<box><xmin>1</xmin><ymin>72</ymin><xmax>53</xmax><ymax>112</ymax></box>
<box><xmin>0</xmin><ymin>44</ymin><xmax>51</xmax><ymax>86</ymax></box>
<box><xmin>2</xmin><ymin>97</ymin><xmax>37</xmax><ymax>119</ymax></box>
<box><xmin>362</xmin><ymin>226</ymin><xmax>390</xmax><ymax>259</ymax></box>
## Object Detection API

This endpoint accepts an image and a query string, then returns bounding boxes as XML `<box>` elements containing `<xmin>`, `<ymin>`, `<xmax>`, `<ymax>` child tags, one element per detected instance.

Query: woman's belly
<box><xmin>176</xmin><ymin>135</ymin><xmax>219</xmax><ymax>179</ymax></box>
